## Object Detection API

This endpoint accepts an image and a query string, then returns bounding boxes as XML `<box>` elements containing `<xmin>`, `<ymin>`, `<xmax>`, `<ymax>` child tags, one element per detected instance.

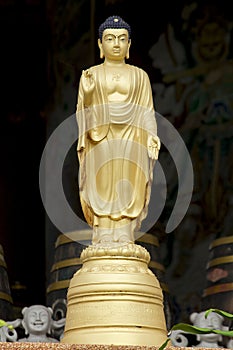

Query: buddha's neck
<box><xmin>103</xmin><ymin>59</ymin><xmax>126</xmax><ymax>67</ymax></box>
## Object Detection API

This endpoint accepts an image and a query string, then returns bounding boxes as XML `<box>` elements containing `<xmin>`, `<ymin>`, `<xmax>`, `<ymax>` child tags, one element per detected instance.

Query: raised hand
<box><xmin>81</xmin><ymin>69</ymin><xmax>95</xmax><ymax>107</ymax></box>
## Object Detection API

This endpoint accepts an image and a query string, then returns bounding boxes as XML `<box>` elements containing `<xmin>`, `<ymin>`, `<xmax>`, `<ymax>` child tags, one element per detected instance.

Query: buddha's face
<box><xmin>98</xmin><ymin>28</ymin><xmax>130</xmax><ymax>61</ymax></box>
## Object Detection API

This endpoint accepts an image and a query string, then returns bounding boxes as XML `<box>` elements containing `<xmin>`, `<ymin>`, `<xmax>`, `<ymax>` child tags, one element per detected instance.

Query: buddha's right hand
<box><xmin>81</xmin><ymin>69</ymin><xmax>95</xmax><ymax>106</ymax></box>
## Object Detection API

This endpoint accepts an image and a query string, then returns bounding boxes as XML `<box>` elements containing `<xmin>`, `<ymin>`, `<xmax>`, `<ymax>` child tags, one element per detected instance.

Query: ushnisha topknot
<box><xmin>98</xmin><ymin>15</ymin><xmax>131</xmax><ymax>41</ymax></box>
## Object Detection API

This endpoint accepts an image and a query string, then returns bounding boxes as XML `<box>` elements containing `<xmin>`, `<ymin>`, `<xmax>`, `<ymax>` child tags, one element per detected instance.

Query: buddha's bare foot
<box><xmin>118</xmin><ymin>234</ymin><xmax>133</xmax><ymax>243</ymax></box>
<box><xmin>99</xmin><ymin>235</ymin><xmax>113</xmax><ymax>243</ymax></box>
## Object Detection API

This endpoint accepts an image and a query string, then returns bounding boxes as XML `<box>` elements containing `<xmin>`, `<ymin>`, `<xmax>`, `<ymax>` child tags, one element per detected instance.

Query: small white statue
<box><xmin>190</xmin><ymin>310</ymin><xmax>225</xmax><ymax>347</ymax></box>
<box><xmin>18</xmin><ymin>304</ymin><xmax>65</xmax><ymax>342</ymax></box>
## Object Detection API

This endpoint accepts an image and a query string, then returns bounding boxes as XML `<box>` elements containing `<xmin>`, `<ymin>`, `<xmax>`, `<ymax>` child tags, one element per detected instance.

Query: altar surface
<box><xmin>0</xmin><ymin>344</ymin><xmax>228</xmax><ymax>350</ymax></box>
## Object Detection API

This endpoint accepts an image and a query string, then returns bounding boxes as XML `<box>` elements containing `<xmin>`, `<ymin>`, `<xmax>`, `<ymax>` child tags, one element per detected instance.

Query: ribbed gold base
<box><xmin>62</xmin><ymin>243</ymin><xmax>168</xmax><ymax>346</ymax></box>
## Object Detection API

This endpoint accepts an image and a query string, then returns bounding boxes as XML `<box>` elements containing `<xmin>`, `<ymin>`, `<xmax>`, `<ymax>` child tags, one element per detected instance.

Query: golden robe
<box><xmin>76</xmin><ymin>63</ymin><xmax>158</xmax><ymax>243</ymax></box>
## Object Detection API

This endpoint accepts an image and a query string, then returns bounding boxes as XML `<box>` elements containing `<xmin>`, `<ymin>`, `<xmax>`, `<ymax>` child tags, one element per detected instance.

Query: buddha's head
<box><xmin>98</xmin><ymin>16</ymin><xmax>131</xmax><ymax>41</ymax></box>
<box><xmin>98</xmin><ymin>16</ymin><xmax>131</xmax><ymax>60</ymax></box>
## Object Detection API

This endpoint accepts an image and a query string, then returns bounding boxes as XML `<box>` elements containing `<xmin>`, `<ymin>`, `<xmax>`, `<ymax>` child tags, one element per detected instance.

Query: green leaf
<box><xmin>171</xmin><ymin>322</ymin><xmax>233</xmax><ymax>338</ymax></box>
<box><xmin>0</xmin><ymin>319</ymin><xmax>13</xmax><ymax>329</ymax></box>
<box><xmin>205</xmin><ymin>308</ymin><xmax>233</xmax><ymax>320</ymax></box>
<box><xmin>158</xmin><ymin>338</ymin><xmax>170</xmax><ymax>350</ymax></box>
<box><xmin>171</xmin><ymin>323</ymin><xmax>216</xmax><ymax>334</ymax></box>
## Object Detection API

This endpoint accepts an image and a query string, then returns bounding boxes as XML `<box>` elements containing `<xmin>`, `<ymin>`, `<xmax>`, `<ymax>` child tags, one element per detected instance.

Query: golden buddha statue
<box><xmin>76</xmin><ymin>15</ymin><xmax>160</xmax><ymax>245</ymax></box>
<box><xmin>62</xmin><ymin>17</ymin><xmax>168</xmax><ymax>346</ymax></box>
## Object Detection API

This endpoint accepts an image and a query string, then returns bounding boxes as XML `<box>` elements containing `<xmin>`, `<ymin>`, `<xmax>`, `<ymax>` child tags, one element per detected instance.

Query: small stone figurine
<box><xmin>18</xmin><ymin>304</ymin><xmax>65</xmax><ymax>342</ymax></box>
<box><xmin>190</xmin><ymin>310</ymin><xmax>225</xmax><ymax>347</ymax></box>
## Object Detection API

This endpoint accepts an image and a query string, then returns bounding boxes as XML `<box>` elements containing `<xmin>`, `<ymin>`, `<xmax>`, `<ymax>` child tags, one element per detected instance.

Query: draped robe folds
<box><xmin>76</xmin><ymin>63</ymin><xmax>158</xmax><ymax>243</ymax></box>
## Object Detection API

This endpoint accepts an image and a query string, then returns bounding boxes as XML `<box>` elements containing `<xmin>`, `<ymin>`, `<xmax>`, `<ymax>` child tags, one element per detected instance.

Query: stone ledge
<box><xmin>0</xmin><ymin>344</ymin><xmax>228</xmax><ymax>350</ymax></box>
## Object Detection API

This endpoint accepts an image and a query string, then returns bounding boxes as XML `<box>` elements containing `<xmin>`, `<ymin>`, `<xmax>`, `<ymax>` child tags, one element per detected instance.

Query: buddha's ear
<box><xmin>126</xmin><ymin>39</ymin><xmax>131</xmax><ymax>59</ymax></box>
<box><xmin>98</xmin><ymin>39</ymin><xmax>104</xmax><ymax>59</ymax></box>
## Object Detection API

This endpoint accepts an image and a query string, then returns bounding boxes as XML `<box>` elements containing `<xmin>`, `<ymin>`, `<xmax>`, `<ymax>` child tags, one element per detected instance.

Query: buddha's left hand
<box><xmin>147</xmin><ymin>135</ymin><xmax>161</xmax><ymax>160</ymax></box>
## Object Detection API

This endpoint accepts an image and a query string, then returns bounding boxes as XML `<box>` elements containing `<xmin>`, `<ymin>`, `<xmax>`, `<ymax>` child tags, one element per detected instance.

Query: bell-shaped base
<box><xmin>62</xmin><ymin>243</ymin><xmax>168</xmax><ymax>346</ymax></box>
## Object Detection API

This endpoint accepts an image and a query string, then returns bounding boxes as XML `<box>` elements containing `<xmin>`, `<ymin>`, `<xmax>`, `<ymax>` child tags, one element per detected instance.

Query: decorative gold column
<box><xmin>62</xmin><ymin>243</ymin><xmax>168</xmax><ymax>346</ymax></box>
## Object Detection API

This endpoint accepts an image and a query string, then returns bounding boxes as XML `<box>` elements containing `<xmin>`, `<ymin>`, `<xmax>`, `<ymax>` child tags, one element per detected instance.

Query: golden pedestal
<box><xmin>62</xmin><ymin>243</ymin><xmax>168</xmax><ymax>346</ymax></box>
